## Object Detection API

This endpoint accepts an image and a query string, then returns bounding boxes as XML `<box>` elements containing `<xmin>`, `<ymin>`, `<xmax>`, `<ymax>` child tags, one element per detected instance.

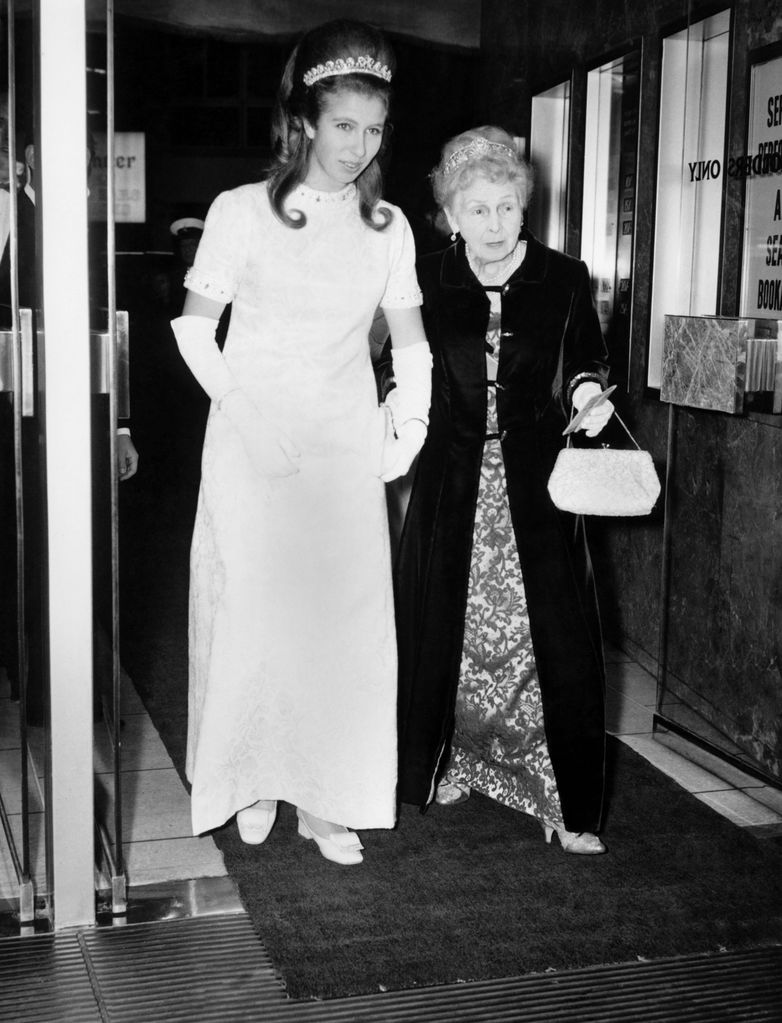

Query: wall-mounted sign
<box><xmin>88</xmin><ymin>132</ymin><xmax>146</xmax><ymax>223</ymax></box>
<box><xmin>740</xmin><ymin>54</ymin><xmax>782</xmax><ymax>318</ymax></box>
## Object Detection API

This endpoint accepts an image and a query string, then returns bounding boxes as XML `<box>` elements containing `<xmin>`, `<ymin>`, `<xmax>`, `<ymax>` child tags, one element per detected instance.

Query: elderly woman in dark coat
<box><xmin>395</xmin><ymin>126</ymin><xmax>614</xmax><ymax>854</ymax></box>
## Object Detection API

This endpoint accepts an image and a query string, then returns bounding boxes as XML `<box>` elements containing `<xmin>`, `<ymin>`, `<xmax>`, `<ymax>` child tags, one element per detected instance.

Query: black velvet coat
<box><xmin>395</xmin><ymin>230</ymin><xmax>610</xmax><ymax>833</ymax></box>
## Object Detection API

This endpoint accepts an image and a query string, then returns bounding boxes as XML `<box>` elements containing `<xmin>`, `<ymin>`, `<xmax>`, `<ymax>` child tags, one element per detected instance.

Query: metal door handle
<box><xmin>90</xmin><ymin>310</ymin><xmax>130</xmax><ymax>419</ymax></box>
<box><xmin>0</xmin><ymin>309</ymin><xmax>34</xmax><ymax>412</ymax></box>
<box><xmin>21</xmin><ymin>309</ymin><xmax>33</xmax><ymax>416</ymax></box>
<box><xmin>116</xmin><ymin>310</ymin><xmax>129</xmax><ymax>420</ymax></box>
<box><xmin>0</xmin><ymin>330</ymin><xmax>10</xmax><ymax>394</ymax></box>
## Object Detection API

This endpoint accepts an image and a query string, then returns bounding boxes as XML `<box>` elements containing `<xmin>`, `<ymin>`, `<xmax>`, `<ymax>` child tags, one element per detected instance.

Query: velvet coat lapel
<box><xmin>395</xmin><ymin>230</ymin><xmax>610</xmax><ymax>832</ymax></box>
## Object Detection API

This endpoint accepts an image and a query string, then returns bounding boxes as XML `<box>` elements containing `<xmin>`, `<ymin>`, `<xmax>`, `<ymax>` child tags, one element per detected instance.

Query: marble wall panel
<box><xmin>660</xmin><ymin>315</ymin><xmax>748</xmax><ymax>413</ymax></box>
<box><xmin>663</xmin><ymin>414</ymin><xmax>782</xmax><ymax>778</ymax></box>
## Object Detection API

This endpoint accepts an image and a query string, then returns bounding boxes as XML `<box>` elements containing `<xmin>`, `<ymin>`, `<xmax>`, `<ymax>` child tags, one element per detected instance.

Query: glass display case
<box><xmin>648</xmin><ymin>10</ymin><xmax>730</xmax><ymax>389</ymax></box>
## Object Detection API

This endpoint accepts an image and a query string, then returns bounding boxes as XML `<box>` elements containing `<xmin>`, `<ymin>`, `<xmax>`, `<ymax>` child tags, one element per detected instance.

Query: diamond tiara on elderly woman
<box><xmin>444</xmin><ymin>137</ymin><xmax>517</xmax><ymax>176</ymax></box>
<box><xmin>303</xmin><ymin>56</ymin><xmax>393</xmax><ymax>87</ymax></box>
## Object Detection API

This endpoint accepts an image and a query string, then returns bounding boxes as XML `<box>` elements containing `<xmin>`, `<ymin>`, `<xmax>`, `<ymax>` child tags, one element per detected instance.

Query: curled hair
<box><xmin>267</xmin><ymin>19</ymin><xmax>395</xmax><ymax>231</ymax></box>
<box><xmin>431</xmin><ymin>125</ymin><xmax>534</xmax><ymax>216</ymax></box>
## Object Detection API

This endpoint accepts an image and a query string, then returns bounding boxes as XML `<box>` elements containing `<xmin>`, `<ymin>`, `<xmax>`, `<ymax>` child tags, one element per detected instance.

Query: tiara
<box><xmin>303</xmin><ymin>56</ymin><xmax>392</xmax><ymax>87</ymax></box>
<box><xmin>444</xmin><ymin>137</ymin><xmax>517</xmax><ymax>176</ymax></box>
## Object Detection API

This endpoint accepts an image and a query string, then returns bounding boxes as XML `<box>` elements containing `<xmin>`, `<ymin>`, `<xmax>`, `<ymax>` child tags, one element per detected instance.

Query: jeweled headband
<box><xmin>303</xmin><ymin>56</ymin><xmax>393</xmax><ymax>87</ymax></box>
<box><xmin>444</xmin><ymin>137</ymin><xmax>517</xmax><ymax>176</ymax></box>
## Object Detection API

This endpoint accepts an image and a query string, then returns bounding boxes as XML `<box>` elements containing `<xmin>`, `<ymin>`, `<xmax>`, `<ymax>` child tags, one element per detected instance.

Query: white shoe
<box><xmin>542</xmin><ymin>823</ymin><xmax>606</xmax><ymax>855</ymax></box>
<box><xmin>435</xmin><ymin>779</ymin><xmax>471</xmax><ymax>806</ymax></box>
<box><xmin>236</xmin><ymin>800</ymin><xmax>277</xmax><ymax>845</ymax></box>
<box><xmin>296</xmin><ymin>810</ymin><xmax>363</xmax><ymax>865</ymax></box>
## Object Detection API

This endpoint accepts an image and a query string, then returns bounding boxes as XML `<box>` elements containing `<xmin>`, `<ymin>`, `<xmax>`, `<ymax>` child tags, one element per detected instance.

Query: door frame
<box><xmin>38</xmin><ymin>0</ymin><xmax>96</xmax><ymax>929</ymax></box>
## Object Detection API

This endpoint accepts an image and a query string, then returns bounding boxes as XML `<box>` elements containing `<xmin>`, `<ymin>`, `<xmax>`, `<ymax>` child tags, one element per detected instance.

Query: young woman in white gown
<box><xmin>171</xmin><ymin>19</ymin><xmax>431</xmax><ymax>866</ymax></box>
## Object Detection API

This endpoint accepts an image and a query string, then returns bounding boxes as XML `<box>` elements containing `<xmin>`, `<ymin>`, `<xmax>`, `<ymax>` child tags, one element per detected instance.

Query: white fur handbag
<box><xmin>547</xmin><ymin>410</ymin><xmax>661</xmax><ymax>517</ymax></box>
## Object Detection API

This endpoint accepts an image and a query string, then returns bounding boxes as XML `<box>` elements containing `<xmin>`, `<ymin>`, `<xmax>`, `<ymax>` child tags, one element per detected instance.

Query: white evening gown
<box><xmin>182</xmin><ymin>181</ymin><xmax>422</xmax><ymax>835</ymax></box>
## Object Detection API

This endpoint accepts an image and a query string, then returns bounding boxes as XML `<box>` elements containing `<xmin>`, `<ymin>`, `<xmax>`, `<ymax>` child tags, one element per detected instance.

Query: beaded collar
<box><xmin>292</xmin><ymin>182</ymin><xmax>357</xmax><ymax>205</ymax></box>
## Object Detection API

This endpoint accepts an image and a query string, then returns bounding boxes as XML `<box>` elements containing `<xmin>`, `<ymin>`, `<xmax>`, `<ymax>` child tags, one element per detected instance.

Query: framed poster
<box><xmin>88</xmin><ymin>132</ymin><xmax>146</xmax><ymax>223</ymax></box>
<box><xmin>740</xmin><ymin>51</ymin><xmax>782</xmax><ymax>318</ymax></box>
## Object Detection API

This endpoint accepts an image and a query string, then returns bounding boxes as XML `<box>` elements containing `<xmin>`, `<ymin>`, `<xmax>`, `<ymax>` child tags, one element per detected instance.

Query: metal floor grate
<box><xmin>1</xmin><ymin>915</ymin><xmax>780</xmax><ymax>1022</ymax></box>
<box><xmin>0</xmin><ymin>929</ymin><xmax>103</xmax><ymax>1023</ymax></box>
<box><xmin>258</xmin><ymin>945</ymin><xmax>782</xmax><ymax>1022</ymax></box>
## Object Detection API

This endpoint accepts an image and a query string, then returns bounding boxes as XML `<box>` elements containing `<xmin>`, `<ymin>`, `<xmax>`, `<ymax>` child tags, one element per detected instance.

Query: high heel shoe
<box><xmin>296</xmin><ymin>810</ymin><xmax>364</xmax><ymax>865</ymax></box>
<box><xmin>236</xmin><ymin>800</ymin><xmax>277</xmax><ymax>845</ymax></box>
<box><xmin>542</xmin><ymin>823</ymin><xmax>606</xmax><ymax>855</ymax></box>
<box><xmin>435</xmin><ymin>778</ymin><xmax>471</xmax><ymax>806</ymax></box>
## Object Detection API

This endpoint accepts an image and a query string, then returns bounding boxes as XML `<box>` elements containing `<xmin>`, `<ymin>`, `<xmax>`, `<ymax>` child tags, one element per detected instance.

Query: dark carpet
<box><xmin>120</xmin><ymin>486</ymin><xmax>782</xmax><ymax>1002</ymax></box>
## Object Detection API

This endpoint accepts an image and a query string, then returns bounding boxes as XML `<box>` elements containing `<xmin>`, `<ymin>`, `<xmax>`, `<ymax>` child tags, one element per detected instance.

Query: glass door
<box><xmin>0</xmin><ymin>0</ymin><xmax>48</xmax><ymax>932</ymax></box>
<box><xmin>581</xmin><ymin>50</ymin><xmax>641</xmax><ymax>389</ymax></box>
<box><xmin>0</xmin><ymin>0</ymin><xmax>128</xmax><ymax>933</ymax></box>
<box><xmin>529</xmin><ymin>79</ymin><xmax>571</xmax><ymax>252</ymax></box>
<box><xmin>88</xmin><ymin>0</ymin><xmax>130</xmax><ymax>920</ymax></box>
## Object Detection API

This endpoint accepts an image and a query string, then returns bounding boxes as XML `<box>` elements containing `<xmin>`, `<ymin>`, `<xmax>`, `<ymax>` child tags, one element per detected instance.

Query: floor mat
<box><xmin>119</xmin><ymin>497</ymin><xmax>782</xmax><ymax>1001</ymax></box>
<box><xmin>209</xmin><ymin>738</ymin><xmax>782</xmax><ymax>999</ymax></box>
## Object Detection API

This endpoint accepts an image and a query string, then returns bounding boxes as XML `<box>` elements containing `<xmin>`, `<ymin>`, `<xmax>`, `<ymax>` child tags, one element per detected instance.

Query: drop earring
<box><xmin>450</xmin><ymin>231</ymin><xmax>458</xmax><ymax>242</ymax></box>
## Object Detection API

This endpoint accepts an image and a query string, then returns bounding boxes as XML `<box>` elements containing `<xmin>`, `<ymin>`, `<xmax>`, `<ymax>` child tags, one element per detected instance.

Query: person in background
<box><xmin>167</xmin><ymin>216</ymin><xmax>204</xmax><ymax>314</ymax></box>
<box><xmin>171</xmin><ymin>216</ymin><xmax>204</xmax><ymax>268</ymax></box>
<box><xmin>395</xmin><ymin>126</ymin><xmax>613</xmax><ymax>855</ymax></box>
<box><xmin>172</xmin><ymin>19</ymin><xmax>430</xmax><ymax>866</ymax></box>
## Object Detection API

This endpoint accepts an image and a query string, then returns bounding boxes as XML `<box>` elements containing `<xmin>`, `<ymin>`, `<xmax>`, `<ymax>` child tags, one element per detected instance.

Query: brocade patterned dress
<box><xmin>183</xmin><ymin>180</ymin><xmax>422</xmax><ymax>836</ymax></box>
<box><xmin>445</xmin><ymin>289</ymin><xmax>564</xmax><ymax>828</ymax></box>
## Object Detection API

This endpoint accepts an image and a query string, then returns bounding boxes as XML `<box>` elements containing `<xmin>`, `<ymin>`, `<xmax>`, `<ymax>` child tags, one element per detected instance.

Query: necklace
<box><xmin>466</xmin><ymin>241</ymin><xmax>524</xmax><ymax>286</ymax></box>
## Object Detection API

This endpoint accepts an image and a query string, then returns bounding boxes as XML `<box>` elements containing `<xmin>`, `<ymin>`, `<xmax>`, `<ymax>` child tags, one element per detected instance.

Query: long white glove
<box><xmin>571</xmin><ymin>380</ymin><xmax>614</xmax><ymax>438</ymax></box>
<box><xmin>171</xmin><ymin>315</ymin><xmax>299</xmax><ymax>478</ymax></box>
<box><xmin>381</xmin><ymin>341</ymin><xmax>432</xmax><ymax>483</ymax></box>
<box><xmin>380</xmin><ymin>420</ymin><xmax>426</xmax><ymax>483</ymax></box>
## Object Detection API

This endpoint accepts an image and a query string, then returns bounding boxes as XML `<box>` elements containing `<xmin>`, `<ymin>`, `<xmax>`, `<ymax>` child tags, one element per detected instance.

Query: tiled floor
<box><xmin>604</xmin><ymin>645</ymin><xmax>782</xmax><ymax>839</ymax></box>
<box><xmin>90</xmin><ymin>663</ymin><xmax>225</xmax><ymax>886</ymax></box>
<box><xmin>2</xmin><ymin>644</ymin><xmax>781</xmax><ymax>907</ymax></box>
<box><xmin>0</xmin><ymin>664</ymin><xmax>225</xmax><ymax>904</ymax></box>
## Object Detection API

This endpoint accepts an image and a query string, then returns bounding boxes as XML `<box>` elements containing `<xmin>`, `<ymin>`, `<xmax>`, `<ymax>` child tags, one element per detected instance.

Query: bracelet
<box><xmin>567</xmin><ymin>372</ymin><xmax>603</xmax><ymax>405</ymax></box>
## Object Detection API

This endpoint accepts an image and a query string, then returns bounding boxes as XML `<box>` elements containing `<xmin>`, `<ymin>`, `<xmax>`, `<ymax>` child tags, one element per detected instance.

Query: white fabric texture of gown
<box><xmin>183</xmin><ymin>180</ymin><xmax>422</xmax><ymax>836</ymax></box>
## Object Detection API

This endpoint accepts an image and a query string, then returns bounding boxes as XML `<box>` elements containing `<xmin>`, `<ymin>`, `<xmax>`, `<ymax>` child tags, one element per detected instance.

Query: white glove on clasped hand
<box><xmin>385</xmin><ymin>341</ymin><xmax>432</xmax><ymax>433</ymax></box>
<box><xmin>380</xmin><ymin>419</ymin><xmax>426</xmax><ymax>483</ymax></box>
<box><xmin>171</xmin><ymin>314</ymin><xmax>299</xmax><ymax>479</ymax></box>
<box><xmin>572</xmin><ymin>380</ymin><xmax>614</xmax><ymax>438</ymax></box>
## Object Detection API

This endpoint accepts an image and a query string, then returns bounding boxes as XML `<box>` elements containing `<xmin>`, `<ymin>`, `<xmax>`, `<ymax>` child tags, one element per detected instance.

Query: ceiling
<box><xmin>101</xmin><ymin>0</ymin><xmax>482</xmax><ymax>50</ymax></box>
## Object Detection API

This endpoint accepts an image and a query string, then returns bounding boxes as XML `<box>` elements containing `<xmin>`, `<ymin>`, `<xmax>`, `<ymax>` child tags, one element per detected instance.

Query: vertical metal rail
<box><xmin>6</xmin><ymin>0</ymin><xmax>35</xmax><ymax>925</ymax></box>
<box><xmin>655</xmin><ymin>400</ymin><xmax>676</xmax><ymax>717</ymax></box>
<box><xmin>104</xmin><ymin>0</ymin><xmax>126</xmax><ymax>915</ymax></box>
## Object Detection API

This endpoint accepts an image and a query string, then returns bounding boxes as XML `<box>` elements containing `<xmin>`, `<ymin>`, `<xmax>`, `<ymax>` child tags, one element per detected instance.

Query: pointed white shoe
<box><xmin>296</xmin><ymin>810</ymin><xmax>364</xmax><ymax>865</ymax></box>
<box><xmin>236</xmin><ymin>800</ymin><xmax>277</xmax><ymax>845</ymax></box>
<box><xmin>435</xmin><ymin>779</ymin><xmax>471</xmax><ymax>806</ymax></box>
<box><xmin>542</xmin><ymin>823</ymin><xmax>606</xmax><ymax>855</ymax></box>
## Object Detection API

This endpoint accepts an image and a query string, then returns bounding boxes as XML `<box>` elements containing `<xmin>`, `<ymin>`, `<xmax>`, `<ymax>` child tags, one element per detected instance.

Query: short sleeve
<box><xmin>184</xmin><ymin>189</ymin><xmax>250</xmax><ymax>304</ymax></box>
<box><xmin>380</xmin><ymin>210</ymin><xmax>423</xmax><ymax>310</ymax></box>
